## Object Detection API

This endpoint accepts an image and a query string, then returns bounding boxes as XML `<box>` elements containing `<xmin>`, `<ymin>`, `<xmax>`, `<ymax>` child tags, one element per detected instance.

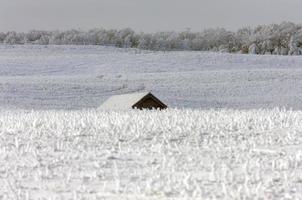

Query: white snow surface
<box><xmin>1</xmin><ymin>46</ymin><xmax>302</xmax><ymax>199</ymax></box>
<box><xmin>1</xmin><ymin>45</ymin><xmax>302</xmax><ymax>109</ymax></box>
<box><xmin>0</xmin><ymin>108</ymin><xmax>301</xmax><ymax>199</ymax></box>
<box><xmin>99</xmin><ymin>92</ymin><xmax>150</xmax><ymax>110</ymax></box>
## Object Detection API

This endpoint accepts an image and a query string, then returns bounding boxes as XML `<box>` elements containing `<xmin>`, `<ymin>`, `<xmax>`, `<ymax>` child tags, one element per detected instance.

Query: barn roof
<box><xmin>99</xmin><ymin>91</ymin><xmax>155</xmax><ymax>110</ymax></box>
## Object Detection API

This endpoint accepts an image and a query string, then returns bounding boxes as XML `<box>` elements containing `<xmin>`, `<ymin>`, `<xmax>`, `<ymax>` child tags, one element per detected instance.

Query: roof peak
<box><xmin>114</xmin><ymin>91</ymin><xmax>150</xmax><ymax>95</ymax></box>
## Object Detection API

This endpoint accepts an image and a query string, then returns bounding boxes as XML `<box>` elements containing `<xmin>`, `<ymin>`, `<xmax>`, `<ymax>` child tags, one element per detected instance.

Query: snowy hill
<box><xmin>1</xmin><ymin>45</ymin><xmax>302</xmax><ymax>109</ymax></box>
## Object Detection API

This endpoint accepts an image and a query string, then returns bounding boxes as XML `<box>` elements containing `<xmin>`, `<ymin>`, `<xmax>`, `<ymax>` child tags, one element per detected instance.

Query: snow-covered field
<box><xmin>1</xmin><ymin>45</ymin><xmax>302</xmax><ymax>199</ymax></box>
<box><xmin>0</xmin><ymin>109</ymin><xmax>302</xmax><ymax>199</ymax></box>
<box><xmin>1</xmin><ymin>45</ymin><xmax>302</xmax><ymax>109</ymax></box>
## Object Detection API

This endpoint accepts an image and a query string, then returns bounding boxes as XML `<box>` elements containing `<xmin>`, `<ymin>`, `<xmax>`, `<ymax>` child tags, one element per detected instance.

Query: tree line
<box><xmin>1</xmin><ymin>22</ymin><xmax>302</xmax><ymax>55</ymax></box>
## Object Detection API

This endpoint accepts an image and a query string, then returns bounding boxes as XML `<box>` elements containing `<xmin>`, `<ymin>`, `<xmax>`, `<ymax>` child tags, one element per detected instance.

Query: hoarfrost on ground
<box><xmin>0</xmin><ymin>108</ymin><xmax>302</xmax><ymax>199</ymax></box>
<box><xmin>1</xmin><ymin>45</ymin><xmax>302</xmax><ymax>109</ymax></box>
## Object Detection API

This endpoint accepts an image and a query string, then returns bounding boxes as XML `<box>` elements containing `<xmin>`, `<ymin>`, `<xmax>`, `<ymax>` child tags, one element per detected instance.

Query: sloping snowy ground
<box><xmin>1</xmin><ymin>45</ymin><xmax>302</xmax><ymax>109</ymax></box>
<box><xmin>0</xmin><ymin>109</ymin><xmax>301</xmax><ymax>199</ymax></box>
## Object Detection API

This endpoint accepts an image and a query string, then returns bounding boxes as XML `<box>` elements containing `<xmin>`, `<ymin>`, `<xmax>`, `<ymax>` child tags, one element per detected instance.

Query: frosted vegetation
<box><xmin>1</xmin><ymin>22</ymin><xmax>302</xmax><ymax>55</ymax></box>
<box><xmin>0</xmin><ymin>108</ymin><xmax>301</xmax><ymax>199</ymax></box>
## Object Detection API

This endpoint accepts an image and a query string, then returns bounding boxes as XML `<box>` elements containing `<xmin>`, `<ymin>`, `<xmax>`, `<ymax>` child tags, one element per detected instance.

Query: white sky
<box><xmin>0</xmin><ymin>0</ymin><xmax>301</xmax><ymax>32</ymax></box>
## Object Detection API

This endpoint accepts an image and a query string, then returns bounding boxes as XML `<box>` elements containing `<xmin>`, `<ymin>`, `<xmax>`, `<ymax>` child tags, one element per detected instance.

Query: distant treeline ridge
<box><xmin>1</xmin><ymin>22</ymin><xmax>302</xmax><ymax>55</ymax></box>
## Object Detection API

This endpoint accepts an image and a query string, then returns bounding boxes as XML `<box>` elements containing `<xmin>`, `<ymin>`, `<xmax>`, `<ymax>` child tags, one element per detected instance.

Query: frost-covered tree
<box><xmin>0</xmin><ymin>32</ymin><xmax>7</xmax><ymax>43</ymax></box>
<box><xmin>248</xmin><ymin>43</ymin><xmax>258</xmax><ymax>54</ymax></box>
<box><xmin>4</xmin><ymin>31</ymin><xmax>24</xmax><ymax>44</ymax></box>
<box><xmin>289</xmin><ymin>35</ymin><xmax>301</xmax><ymax>55</ymax></box>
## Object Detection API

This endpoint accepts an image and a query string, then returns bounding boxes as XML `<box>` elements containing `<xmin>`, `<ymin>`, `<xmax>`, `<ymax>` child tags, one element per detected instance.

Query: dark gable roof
<box><xmin>132</xmin><ymin>93</ymin><xmax>167</xmax><ymax>109</ymax></box>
